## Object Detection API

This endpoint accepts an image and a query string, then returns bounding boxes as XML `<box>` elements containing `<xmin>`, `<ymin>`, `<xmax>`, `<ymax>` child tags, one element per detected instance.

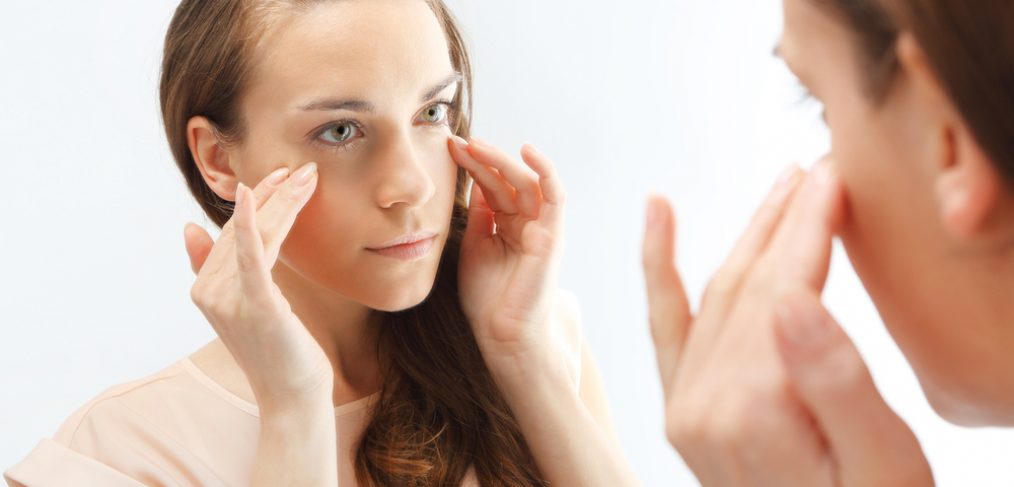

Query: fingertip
<box><xmin>645</xmin><ymin>194</ymin><xmax>674</xmax><ymax>230</ymax></box>
<box><xmin>643</xmin><ymin>195</ymin><xmax>677</xmax><ymax>269</ymax></box>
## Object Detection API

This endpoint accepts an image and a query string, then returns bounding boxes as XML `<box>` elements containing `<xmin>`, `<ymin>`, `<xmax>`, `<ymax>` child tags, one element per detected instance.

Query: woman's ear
<box><xmin>934</xmin><ymin>128</ymin><xmax>1002</xmax><ymax>239</ymax></box>
<box><xmin>896</xmin><ymin>33</ymin><xmax>1003</xmax><ymax>239</ymax></box>
<box><xmin>187</xmin><ymin>116</ymin><xmax>239</xmax><ymax>202</ymax></box>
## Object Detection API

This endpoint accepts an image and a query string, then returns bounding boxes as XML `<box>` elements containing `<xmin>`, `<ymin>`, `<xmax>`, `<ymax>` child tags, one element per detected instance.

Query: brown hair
<box><xmin>812</xmin><ymin>0</ymin><xmax>1014</xmax><ymax>186</ymax></box>
<box><xmin>160</xmin><ymin>1</ymin><xmax>545</xmax><ymax>485</ymax></box>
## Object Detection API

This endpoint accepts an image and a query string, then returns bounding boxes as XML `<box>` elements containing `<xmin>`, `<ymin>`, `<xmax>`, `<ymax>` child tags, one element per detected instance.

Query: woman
<box><xmin>4</xmin><ymin>1</ymin><xmax>637</xmax><ymax>486</ymax></box>
<box><xmin>644</xmin><ymin>0</ymin><xmax>1012</xmax><ymax>484</ymax></box>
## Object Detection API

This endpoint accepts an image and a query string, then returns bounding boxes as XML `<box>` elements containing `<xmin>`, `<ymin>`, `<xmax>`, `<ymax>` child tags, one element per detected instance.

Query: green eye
<box><xmin>320</xmin><ymin>122</ymin><xmax>359</xmax><ymax>144</ymax></box>
<box><xmin>419</xmin><ymin>103</ymin><xmax>449</xmax><ymax>124</ymax></box>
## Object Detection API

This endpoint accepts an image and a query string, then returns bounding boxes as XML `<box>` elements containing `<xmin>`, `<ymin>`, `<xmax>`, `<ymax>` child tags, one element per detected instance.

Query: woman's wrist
<box><xmin>255</xmin><ymin>382</ymin><xmax>335</xmax><ymax>421</ymax></box>
<box><xmin>483</xmin><ymin>341</ymin><xmax>576</xmax><ymax>404</ymax></box>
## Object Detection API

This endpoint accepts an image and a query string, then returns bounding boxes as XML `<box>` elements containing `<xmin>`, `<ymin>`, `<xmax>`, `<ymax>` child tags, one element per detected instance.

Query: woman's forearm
<box><xmin>252</xmin><ymin>397</ymin><xmax>338</xmax><ymax>487</ymax></box>
<box><xmin>494</xmin><ymin>358</ymin><xmax>640</xmax><ymax>487</ymax></box>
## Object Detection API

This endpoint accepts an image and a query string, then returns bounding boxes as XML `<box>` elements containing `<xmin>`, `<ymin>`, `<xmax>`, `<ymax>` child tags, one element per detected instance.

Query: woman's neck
<box><xmin>271</xmin><ymin>262</ymin><xmax>384</xmax><ymax>404</ymax></box>
<box><xmin>190</xmin><ymin>263</ymin><xmax>383</xmax><ymax>408</ymax></box>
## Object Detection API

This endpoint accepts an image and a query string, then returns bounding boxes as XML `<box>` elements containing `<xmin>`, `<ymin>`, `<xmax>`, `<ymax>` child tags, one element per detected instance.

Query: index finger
<box><xmin>190</xmin><ymin>166</ymin><xmax>292</xmax><ymax>277</ymax></box>
<box><xmin>762</xmin><ymin>159</ymin><xmax>846</xmax><ymax>291</ymax></box>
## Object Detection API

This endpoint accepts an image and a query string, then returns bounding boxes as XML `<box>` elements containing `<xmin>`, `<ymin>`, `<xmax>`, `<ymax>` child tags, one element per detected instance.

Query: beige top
<box><xmin>3</xmin><ymin>358</ymin><xmax>481</xmax><ymax>486</ymax></box>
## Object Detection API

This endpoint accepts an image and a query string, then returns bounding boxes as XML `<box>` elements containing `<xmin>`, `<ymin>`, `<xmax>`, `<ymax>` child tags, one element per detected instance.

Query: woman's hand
<box><xmin>183</xmin><ymin>162</ymin><xmax>333</xmax><ymax>413</ymax></box>
<box><xmin>447</xmin><ymin>136</ymin><xmax>567</xmax><ymax>381</ymax></box>
<box><xmin>449</xmin><ymin>136</ymin><xmax>640</xmax><ymax>486</ymax></box>
<box><xmin>642</xmin><ymin>161</ymin><xmax>934</xmax><ymax>486</ymax></box>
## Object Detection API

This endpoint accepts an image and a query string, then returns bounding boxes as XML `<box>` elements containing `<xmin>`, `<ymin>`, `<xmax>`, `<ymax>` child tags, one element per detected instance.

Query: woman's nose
<box><xmin>373</xmin><ymin>135</ymin><xmax>438</xmax><ymax>209</ymax></box>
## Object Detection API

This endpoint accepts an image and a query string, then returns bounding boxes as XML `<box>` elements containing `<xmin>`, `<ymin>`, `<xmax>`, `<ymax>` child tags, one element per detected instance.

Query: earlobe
<box><xmin>187</xmin><ymin>116</ymin><xmax>238</xmax><ymax>202</ymax></box>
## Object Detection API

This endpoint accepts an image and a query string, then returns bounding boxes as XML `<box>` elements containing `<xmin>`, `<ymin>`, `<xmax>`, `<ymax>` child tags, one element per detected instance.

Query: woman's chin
<box><xmin>921</xmin><ymin>376</ymin><xmax>1014</xmax><ymax>427</ymax></box>
<box><xmin>361</xmin><ymin>279</ymin><xmax>438</xmax><ymax>313</ymax></box>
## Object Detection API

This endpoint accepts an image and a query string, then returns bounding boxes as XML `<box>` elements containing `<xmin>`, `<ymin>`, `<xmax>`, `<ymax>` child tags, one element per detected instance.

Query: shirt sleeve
<box><xmin>4</xmin><ymin>439</ymin><xmax>147</xmax><ymax>487</ymax></box>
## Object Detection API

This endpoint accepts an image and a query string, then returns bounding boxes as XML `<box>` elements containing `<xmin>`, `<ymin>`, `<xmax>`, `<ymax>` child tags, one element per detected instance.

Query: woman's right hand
<box><xmin>182</xmin><ymin>162</ymin><xmax>333</xmax><ymax>413</ymax></box>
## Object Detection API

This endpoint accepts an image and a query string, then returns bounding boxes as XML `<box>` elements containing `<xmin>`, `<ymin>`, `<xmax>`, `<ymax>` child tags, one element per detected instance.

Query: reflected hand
<box><xmin>642</xmin><ymin>162</ymin><xmax>933</xmax><ymax>486</ymax></box>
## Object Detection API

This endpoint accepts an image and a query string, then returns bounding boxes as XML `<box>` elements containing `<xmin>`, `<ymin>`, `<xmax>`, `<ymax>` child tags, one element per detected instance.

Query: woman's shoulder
<box><xmin>5</xmin><ymin>354</ymin><xmax>256</xmax><ymax>487</ymax></box>
<box><xmin>49</xmin><ymin>359</ymin><xmax>192</xmax><ymax>444</ymax></box>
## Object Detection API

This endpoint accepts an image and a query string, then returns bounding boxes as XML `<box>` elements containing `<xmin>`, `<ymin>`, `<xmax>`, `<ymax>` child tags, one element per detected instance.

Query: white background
<box><xmin>2</xmin><ymin>1</ymin><xmax>1013</xmax><ymax>485</ymax></box>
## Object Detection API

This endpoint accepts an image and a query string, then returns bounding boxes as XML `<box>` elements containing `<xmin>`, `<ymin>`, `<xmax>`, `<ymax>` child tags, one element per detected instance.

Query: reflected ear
<box><xmin>934</xmin><ymin>129</ymin><xmax>1002</xmax><ymax>238</ymax></box>
<box><xmin>896</xmin><ymin>33</ymin><xmax>1002</xmax><ymax>238</ymax></box>
<box><xmin>187</xmin><ymin>116</ymin><xmax>238</xmax><ymax>202</ymax></box>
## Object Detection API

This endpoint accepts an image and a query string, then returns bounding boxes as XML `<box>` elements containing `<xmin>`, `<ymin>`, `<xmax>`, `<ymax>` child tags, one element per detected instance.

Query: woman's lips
<box><xmin>366</xmin><ymin>232</ymin><xmax>438</xmax><ymax>260</ymax></box>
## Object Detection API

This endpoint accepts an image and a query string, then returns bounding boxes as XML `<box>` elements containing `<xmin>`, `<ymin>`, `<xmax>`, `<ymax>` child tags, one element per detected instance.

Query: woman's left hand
<box><xmin>448</xmin><ymin>136</ymin><xmax>566</xmax><ymax>381</ymax></box>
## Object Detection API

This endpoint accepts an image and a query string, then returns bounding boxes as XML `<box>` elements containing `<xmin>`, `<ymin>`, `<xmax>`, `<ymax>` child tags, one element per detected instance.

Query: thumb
<box><xmin>774</xmin><ymin>290</ymin><xmax>934</xmax><ymax>487</ymax></box>
<box><xmin>183</xmin><ymin>222</ymin><xmax>214</xmax><ymax>275</ymax></box>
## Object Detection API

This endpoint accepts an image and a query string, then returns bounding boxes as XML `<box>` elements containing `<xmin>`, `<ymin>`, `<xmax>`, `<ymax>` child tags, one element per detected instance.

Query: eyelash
<box><xmin>310</xmin><ymin>100</ymin><xmax>460</xmax><ymax>154</ymax></box>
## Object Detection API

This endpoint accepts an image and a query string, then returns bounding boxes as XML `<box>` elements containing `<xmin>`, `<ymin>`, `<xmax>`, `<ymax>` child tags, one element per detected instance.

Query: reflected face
<box><xmin>231</xmin><ymin>0</ymin><xmax>461</xmax><ymax>312</ymax></box>
<box><xmin>780</xmin><ymin>0</ymin><xmax>1014</xmax><ymax>424</ymax></box>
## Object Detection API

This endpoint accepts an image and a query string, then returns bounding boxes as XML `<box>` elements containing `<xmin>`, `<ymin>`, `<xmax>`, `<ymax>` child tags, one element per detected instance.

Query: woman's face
<box><xmin>780</xmin><ymin>0</ymin><xmax>1014</xmax><ymax>424</ymax></box>
<box><xmin>228</xmin><ymin>0</ymin><xmax>460</xmax><ymax>312</ymax></box>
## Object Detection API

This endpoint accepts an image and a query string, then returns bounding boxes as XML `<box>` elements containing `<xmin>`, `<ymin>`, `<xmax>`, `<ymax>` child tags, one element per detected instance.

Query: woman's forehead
<box><xmin>247</xmin><ymin>0</ymin><xmax>454</xmax><ymax>111</ymax></box>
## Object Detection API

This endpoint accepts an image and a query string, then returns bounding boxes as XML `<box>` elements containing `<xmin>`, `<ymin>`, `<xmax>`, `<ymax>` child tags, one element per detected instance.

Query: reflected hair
<box><xmin>811</xmin><ymin>0</ymin><xmax>1014</xmax><ymax>187</ymax></box>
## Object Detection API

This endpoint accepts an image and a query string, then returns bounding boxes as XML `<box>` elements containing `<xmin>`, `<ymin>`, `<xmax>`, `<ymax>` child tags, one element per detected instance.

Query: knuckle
<box><xmin>189</xmin><ymin>284</ymin><xmax>205</xmax><ymax>308</ymax></box>
<box><xmin>666</xmin><ymin>390</ymin><xmax>720</xmax><ymax>450</ymax></box>
<box><xmin>665</xmin><ymin>402</ymin><xmax>701</xmax><ymax>450</ymax></box>
<box><xmin>821</xmin><ymin>345</ymin><xmax>869</xmax><ymax>393</ymax></box>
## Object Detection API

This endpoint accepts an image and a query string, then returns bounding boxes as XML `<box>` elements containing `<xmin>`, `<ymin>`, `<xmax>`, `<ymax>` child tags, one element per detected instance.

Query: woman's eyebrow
<box><xmin>422</xmin><ymin>73</ymin><xmax>463</xmax><ymax>101</ymax></box>
<box><xmin>297</xmin><ymin>73</ymin><xmax>462</xmax><ymax>112</ymax></box>
<box><xmin>299</xmin><ymin>99</ymin><xmax>375</xmax><ymax>113</ymax></box>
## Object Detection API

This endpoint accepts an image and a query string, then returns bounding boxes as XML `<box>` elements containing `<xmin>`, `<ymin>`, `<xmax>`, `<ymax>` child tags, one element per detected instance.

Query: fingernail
<box><xmin>775</xmin><ymin>293</ymin><xmax>831</xmax><ymax>349</ymax></box>
<box><xmin>293</xmin><ymin>162</ymin><xmax>318</xmax><ymax>186</ymax></box>
<box><xmin>450</xmin><ymin>135</ymin><xmax>468</xmax><ymax>149</ymax></box>
<box><xmin>265</xmin><ymin>167</ymin><xmax>290</xmax><ymax>186</ymax></box>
